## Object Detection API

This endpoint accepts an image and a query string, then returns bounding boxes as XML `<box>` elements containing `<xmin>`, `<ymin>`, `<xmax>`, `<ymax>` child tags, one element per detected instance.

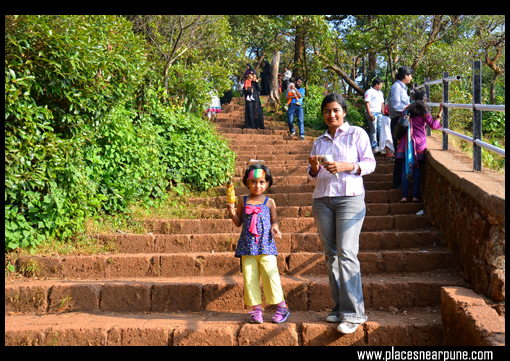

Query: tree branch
<box><xmin>314</xmin><ymin>51</ymin><xmax>365</xmax><ymax>96</ymax></box>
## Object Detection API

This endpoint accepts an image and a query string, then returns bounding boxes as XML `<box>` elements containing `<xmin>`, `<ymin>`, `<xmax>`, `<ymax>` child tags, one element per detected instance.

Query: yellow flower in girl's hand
<box><xmin>227</xmin><ymin>180</ymin><xmax>236</xmax><ymax>204</ymax></box>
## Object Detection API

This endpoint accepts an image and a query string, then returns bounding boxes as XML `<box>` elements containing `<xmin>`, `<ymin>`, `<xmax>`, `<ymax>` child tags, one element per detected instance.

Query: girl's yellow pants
<box><xmin>242</xmin><ymin>255</ymin><xmax>284</xmax><ymax>306</ymax></box>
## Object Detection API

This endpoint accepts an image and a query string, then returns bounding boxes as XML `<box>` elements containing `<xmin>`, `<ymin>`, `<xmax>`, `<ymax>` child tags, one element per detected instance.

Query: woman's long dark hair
<box><xmin>407</xmin><ymin>90</ymin><xmax>429</xmax><ymax>118</ymax></box>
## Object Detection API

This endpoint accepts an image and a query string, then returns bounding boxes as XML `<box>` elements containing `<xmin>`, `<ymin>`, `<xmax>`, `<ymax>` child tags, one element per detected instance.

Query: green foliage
<box><xmin>346</xmin><ymin>100</ymin><xmax>367</xmax><ymax>129</ymax></box>
<box><xmin>147</xmin><ymin>103</ymin><xmax>236</xmax><ymax>193</ymax></box>
<box><xmin>302</xmin><ymin>84</ymin><xmax>325</xmax><ymax>130</ymax></box>
<box><xmin>5</xmin><ymin>15</ymin><xmax>236</xmax><ymax>252</ymax></box>
<box><xmin>5</xmin><ymin>15</ymin><xmax>148</xmax><ymax>136</ymax></box>
<box><xmin>165</xmin><ymin>61</ymin><xmax>232</xmax><ymax>113</ymax></box>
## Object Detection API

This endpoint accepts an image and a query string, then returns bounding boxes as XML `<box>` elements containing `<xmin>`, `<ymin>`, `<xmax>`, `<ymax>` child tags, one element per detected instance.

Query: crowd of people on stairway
<box><xmin>226</xmin><ymin>65</ymin><xmax>443</xmax><ymax>335</ymax></box>
<box><xmin>238</xmin><ymin>63</ymin><xmax>307</xmax><ymax>139</ymax></box>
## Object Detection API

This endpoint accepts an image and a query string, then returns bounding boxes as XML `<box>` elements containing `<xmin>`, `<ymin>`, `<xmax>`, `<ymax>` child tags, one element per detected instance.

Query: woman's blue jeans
<box><xmin>312</xmin><ymin>195</ymin><xmax>368</xmax><ymax>324</ymax></box>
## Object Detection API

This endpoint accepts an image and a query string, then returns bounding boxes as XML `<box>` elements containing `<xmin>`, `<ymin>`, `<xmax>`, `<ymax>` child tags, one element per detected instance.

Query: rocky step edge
<box><xmin>6</xmin><ymin>271</ymin><xmax>465</xmax><ymax>316</ymax></box>
<box><xmin>11</xmin><ymin>245</ymin><xmax>453</xmax><ymax>281</ymax></box>
<box><xmin>5</xmin><ymin>307</ymin><xmax>445</xmax><ymax>346</ymax></box>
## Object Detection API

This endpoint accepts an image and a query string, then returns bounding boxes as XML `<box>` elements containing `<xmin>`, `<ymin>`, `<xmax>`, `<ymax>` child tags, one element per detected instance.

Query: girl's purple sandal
<box><xmin>249</xmin><ymin>308</ymin><xmax>264</xmax><ymax>324</ymax></box>
<box><xmin>272</xmin><ymin>306</ymin><xmax>290</xmax><ymax>323</ymax></box>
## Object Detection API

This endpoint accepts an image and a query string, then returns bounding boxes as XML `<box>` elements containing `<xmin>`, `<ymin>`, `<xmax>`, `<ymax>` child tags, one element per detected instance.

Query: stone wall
<box><xmin>441</xmin><ymin>287</ymin><xmax>505</xmax><ymax>346</ymax></box>
<box><xmin>421</xmin><ymin>135</ymin><xmax>505</xmax><ymax>302</ymax></box>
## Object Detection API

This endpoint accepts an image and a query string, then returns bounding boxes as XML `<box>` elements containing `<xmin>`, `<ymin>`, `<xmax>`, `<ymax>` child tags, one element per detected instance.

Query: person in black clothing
<box><xmin>245</xmin><ymin>70</ymin><xmax>265</xmax><ymax>130</ymax></box>
<box><xmin>260</xmin><ymin>61</ymin><xmax>271</xmax><ymax>96</ymax></box>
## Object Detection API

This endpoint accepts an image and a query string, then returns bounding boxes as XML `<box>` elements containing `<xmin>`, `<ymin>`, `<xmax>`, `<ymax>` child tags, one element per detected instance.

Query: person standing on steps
<box><xmin>244</xmin><ymin>70</ymin><xmax>265</xmax><ymax>130</ymax></box>
<box><xmin>364</xmin><ymin>77</ymin><xmax>385</xmax><ymax>153</ymax></box>
<box><xmin>286</xmin><ymin>77</ymin><xmax>305</xmax><ymax>140</ymax></box>
<box><xmin>260</xmin><ymin>60</ymin><xmax>271</xmax><ymax>96</ymax></box>
<box><xmin>307</xmin><ymin>93</ymin><xmax>375</xmax><ymax>334</ymax></box>
<box><xmin>227</xmin><ymin>164</ymin><xmax>289</xmax><ymax>324</ymax></box>
<box><xmin>388</xmin><ymin>66</ymin><xmax>414</xmax><ymax>189</ymax></box>
<box><xmin>282</xmin><ymin>66</ymin><xmax>292</xmax><ymax>92</ymax></box>
<box><xmin>396</xmin><ymin>90</ymin><xmax>443</xmax><ymax>203</ymax></box>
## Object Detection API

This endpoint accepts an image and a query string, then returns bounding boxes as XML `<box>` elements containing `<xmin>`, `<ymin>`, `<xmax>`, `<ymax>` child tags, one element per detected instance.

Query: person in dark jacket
<box><xmin>260</xmin><ymin>61</ymin><xmax>271</xmax><ymax>96</ymax></box>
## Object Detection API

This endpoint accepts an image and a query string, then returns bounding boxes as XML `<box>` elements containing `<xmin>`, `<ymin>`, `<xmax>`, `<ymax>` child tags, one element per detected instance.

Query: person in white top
<box><xmin>364</xmin><ymin>78</ymin><xmax>385</xmax><ymax>153</ymax></box>
<box><xmin>282</xmin><ymin>66</ymin><xmax>292</xmax><ymax>92</ymax></box>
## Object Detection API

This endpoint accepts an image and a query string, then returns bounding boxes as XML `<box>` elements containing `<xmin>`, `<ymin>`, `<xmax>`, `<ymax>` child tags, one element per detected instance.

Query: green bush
<box><xmin>346</xmin><ymin>99</ymin><xmax>367</xmax><ymax>129</ymax></box>
<box><xmin>149</xmin><ymin>104</ymin><xmax>236</xmax><ymax>192</ymax></box>
<box><xmin>302</xmin><ymin>84</ymin><xmax>325</xmax><ymax>131</ymax></box>
<box><xmin>5</xmin><ymin>15</ymin><xmax>149</xmax><ymax>251</ymax></box>
<box><xmin>5</xmin><ymin>16</ymin><xmax>236</xmax><ymax>252</ymax></box>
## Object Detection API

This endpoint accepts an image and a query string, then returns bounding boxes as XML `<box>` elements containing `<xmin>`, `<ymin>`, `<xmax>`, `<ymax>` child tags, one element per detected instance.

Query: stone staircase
<box><xmin>5</xmin><ymin>97</ymin><xmax>468</xmax><ymax>346</ymax></box>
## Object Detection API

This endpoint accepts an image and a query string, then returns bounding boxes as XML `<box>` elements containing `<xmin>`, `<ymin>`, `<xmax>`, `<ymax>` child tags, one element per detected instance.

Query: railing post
<box><xmin>442</xmin><ymin>72</ymin><xmax>449</xmax><ymax>150</ymax></box>
<box><xmin>425</xmin><ymin>77</ymin><xmax>431</xmax><ymax>136</ymax></box>
<box><xmin>473</xmin><ymin>60</ymin><xmax>482</xmax><ymax>171</ymax></box>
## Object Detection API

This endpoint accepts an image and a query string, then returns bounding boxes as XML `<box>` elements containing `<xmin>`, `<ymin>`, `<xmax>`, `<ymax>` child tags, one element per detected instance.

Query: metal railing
<box><xmin>413</xmin><ymin>60</ymin><xmax>505</xmax><ymax>171</ymax></box>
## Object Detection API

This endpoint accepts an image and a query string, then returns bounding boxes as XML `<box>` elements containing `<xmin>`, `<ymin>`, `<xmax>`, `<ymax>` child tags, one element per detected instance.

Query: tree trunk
<box><xmin>388</xmin><ymin>47</ymin><xmax>395</xmax><ymax>83</ymax></box>
<box><xmin>163</xmin><ymin>59</ymin><xmax>172</xmax><ymax>96</ymax></box>
<box><xmin>486</xmin><ymin>47</ymin><xmax>503</xmax><ymax>104</ymax></box>
<box><xmin>293</xmin><ymin>24</ymin><xmax>305</xmax><ymax>79</ymax></box>
<box><xmin>366</xmin><ymin>51</ymin><xmax>377</xmax><ymax>88</ymax></box>
<box><xmin>269</xmin><ymin>50</ymin><xmax>281</xmax><ymax>106</ymax></box>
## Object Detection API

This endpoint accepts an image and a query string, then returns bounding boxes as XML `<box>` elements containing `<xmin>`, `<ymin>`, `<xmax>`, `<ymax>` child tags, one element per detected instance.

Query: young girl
<box><xmin>244</xmin><ymin>73</ymin><xmax>255</xmax><ymax>102</ymax></box>
<box><xmin>227</xmin><ymin>164</ymin><xmax>289</xmax><ymax>324</ymax></box>
<box><xmin>284</xmin><ymin>77</ymin><xmax>300</xmax><ymax>111</ymax></box>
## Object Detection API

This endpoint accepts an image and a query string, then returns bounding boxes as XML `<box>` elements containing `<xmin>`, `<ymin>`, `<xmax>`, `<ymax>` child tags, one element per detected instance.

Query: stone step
<box><xmin>158</xmin><ymin>202</ymin><xmax>423</xmax><ymax>220</ymax></box>
<box><xmin>215</xmin><ymin>182</ymin><xmax>405</xmax><ymax>197</ymax></box>
<box><xmin>226</xmin><ymin>179</ymin><xmax>394</xmax><ymax>191</ymax></box>
<box><xmin>231</xmin><ymin>173</ymin><xmax>393</xmax><ymax>184</ymax></box>
<box><xmin>230</xmin><ymin>144</ymin><xmax>319</xmax><ymax>153</ymax></box>
<box><xmin>96</xmin><ymin>229</ymin><xmax>437</xmax><ymax>254</ymax></box>
<box><xmin>219</xmin><ymin>128</ymin><xmax>295</xmax><ymax>136</ymax></box>
<box><xmin>5</xmin><ymin>272</ymin><xmax>465</xmax><ymax>315</ymax></box>
<box><xmin>233</xmin><ymin>151</ymin><xmax>394</xmax><ymax>165</ymax></box>
<box><xmin>143</xmin><ymin>215</ymin><xmax>430</xmax><ymax>235</ymax></box>
<box><xmin>190</xmin><ymin>190</ymin><xmax>417</xmax><ymax>208</ymax></box>
<box><xmin>14</xmin><ymin>247</ymin><xmax>450</xmax><ymax>280</ymax></box>
<box><xmin>234</xmin><ymin>162</ymin><xmax>394</xmax><ymax>175</ymax></box>
<box><xmin>216</xmin><ymin>123</ymin><xmax>289</xmax><ymax>132</ymax></box>
<box><xmin>224</xmin><ymin>134</ymin><xmax>314</xmax><ymax>143</ymax></box>
<box><xmin>4</xmin><ymin>308</ymin><xmax>444</xmax><ymax>346</ymax></box>
<box><xmin>236</xmin><ymin>153</ymin><xmax>310</xmax><ymax>161</ymax></box>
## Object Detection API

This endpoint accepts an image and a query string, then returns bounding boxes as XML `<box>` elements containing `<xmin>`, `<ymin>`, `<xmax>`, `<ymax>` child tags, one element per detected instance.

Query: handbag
<box><xmin>392</xmin><ymin>109</ymin><xmax>410</xmax><ymax>142</ymax></box>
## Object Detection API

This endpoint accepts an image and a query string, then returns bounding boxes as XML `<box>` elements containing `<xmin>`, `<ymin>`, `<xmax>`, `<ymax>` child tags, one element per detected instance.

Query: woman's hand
<box><xmin>308</xmin><ymin>155</ymin><xmax>319</xmax><ymax>167</ymax></box>
<box><xmin>308</xmin><ymin>156</ymin><xmax>320</xmax><ymax>175</ymax></box>
<box><xmin>323</xmin><ymin>161</ymin><xmax>354</xmax><ymax>175</ymax></box>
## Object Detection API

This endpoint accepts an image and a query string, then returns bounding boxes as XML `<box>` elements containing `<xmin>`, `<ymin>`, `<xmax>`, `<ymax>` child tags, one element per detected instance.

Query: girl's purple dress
<box><xmin>235</xmin><ymin>196</ymin><xmax>278</xmax><ymax>258</ymax></box>
<box><xmin>395</xmin><ymin>112</ymin><xmax>441</xmax><ymax>161</ymax></box>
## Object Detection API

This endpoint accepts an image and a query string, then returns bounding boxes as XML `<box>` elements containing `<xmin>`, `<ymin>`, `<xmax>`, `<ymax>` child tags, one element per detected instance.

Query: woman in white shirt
<box><xmin>307</xmin><ymin>93</ymin><xmax>376</xmax><ymax>334</ymax></box>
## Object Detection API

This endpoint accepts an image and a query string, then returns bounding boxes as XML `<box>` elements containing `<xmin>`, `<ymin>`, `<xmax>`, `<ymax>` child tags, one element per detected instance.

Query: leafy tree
<box><xmin>5</xmin><ymin>15</ymin><xmax>150</xmax><ymax>251</ymax></box>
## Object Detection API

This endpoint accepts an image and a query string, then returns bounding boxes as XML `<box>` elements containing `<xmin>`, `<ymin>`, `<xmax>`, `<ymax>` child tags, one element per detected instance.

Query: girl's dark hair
<box><xmin>407</xmin><ymin>101</ymin><xmax>430</xmax><ymax>117</ymax></box>
<box><xmin>242</xmin><ymin>163</ymin><xmax>273</xmax><ymax>188</ymax></box>
<box><xmin>407</xmin><ymin>89</ymin><xmax>429</xmax><ymax>117</ymax></box>
<box><xmin>413</xmin><ymin>89</ymin><xmax>427</xmax><ymax>102</ymax></box>
<box><xmin>321</xmin><ymin>92</ymin><xmax>348</xmax><ymax>114</ymax></box>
